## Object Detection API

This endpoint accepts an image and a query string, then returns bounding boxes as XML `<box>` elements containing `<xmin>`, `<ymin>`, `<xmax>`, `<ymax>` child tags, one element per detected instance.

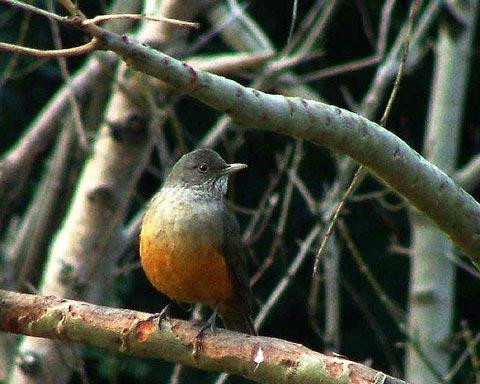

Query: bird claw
<box><xmin>193</xmin><ymin>309</ymin><xmax>218</xmax><ymax>355</ymax></box>
<box><xmin>147</xmin><ymin>303</ymin><xmax>172</xmax><ymax>328</ymax></box>
<box><xmin>195</xmin><ymin>316</ymin><xmax>217</xmax><ymax>338</ymax></box>
<box><xmin>193</xmin><ymin>323</ymin><xmax>213</xmax><ymax>356</ymax></box>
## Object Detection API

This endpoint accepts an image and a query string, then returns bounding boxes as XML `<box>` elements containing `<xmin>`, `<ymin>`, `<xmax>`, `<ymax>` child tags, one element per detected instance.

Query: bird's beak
<box><xmin>222</xmin><ymin>163</ymin><xmax>248</xmax><ymax>175</ymax></box>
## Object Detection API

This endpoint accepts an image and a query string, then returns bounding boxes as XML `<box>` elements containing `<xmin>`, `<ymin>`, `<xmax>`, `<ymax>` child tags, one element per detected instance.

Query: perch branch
<box><xmin>0</xmin><ymin>289</ymin><xmax>407</xmax><ymax>384</ymax></box>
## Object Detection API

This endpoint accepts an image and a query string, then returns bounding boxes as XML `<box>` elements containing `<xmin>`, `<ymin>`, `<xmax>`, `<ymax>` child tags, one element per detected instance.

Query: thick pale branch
<box><xmin>0</xmin><ymin>290</ymin><xmax>406</xmax><ymax>384</ymax></box>
<box><xmin>81</xmin><ymin>26</ymin><xmax>480</xmax><ymax>263</ymax></box>
<box><xmin>4</xmin><ymin>0</ymin><xmax>478</xmax><ymax>259</ymax></box>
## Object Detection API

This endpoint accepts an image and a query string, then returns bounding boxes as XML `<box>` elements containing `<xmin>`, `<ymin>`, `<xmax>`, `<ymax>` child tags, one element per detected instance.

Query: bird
<box><xmin>139</xmin><ymin>148</ymin><xmax>256</xmax><ymax>335</ymax></box>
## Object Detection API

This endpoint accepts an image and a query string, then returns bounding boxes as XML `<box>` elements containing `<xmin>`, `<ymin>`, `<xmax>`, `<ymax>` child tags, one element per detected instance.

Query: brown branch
<box><xmin>0</xmin><ymin>289</ymin><xmax>407</xmax><ymax>384</ymax></box>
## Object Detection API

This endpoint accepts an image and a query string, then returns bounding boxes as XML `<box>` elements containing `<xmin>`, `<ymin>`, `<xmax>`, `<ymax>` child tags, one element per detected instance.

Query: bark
<box><xmin>0</xmin><ymin>289</ymin><xmax>408</xmax><ymax>384</ymax></box>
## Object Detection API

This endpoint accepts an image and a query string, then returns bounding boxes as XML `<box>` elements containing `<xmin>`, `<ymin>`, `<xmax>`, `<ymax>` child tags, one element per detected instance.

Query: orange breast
<box><xmin>139</xmin><ymin>218</ymin><xmax>233</xmax><ymax>305</ymax></box>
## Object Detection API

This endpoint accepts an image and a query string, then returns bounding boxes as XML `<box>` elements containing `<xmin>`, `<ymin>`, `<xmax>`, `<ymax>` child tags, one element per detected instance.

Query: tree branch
<box><xmin>70</xmin><ymin>24</ymin><xmax>480</xmax><ymax>263</ymax></box>
<box><xmin>0</xmin><ymin>52</ymin><xmax>115</xmax><ymax>223</ymax></box>
<box><xmin>0</xmin><ymin>289</ymin><xmax>407</xmax><ymax>384</ymax></box>
<box><xmin>3</xmin><ymin>1</ymin><xmax>479</xmax><ymax>261</ymax></box>
<box><xmin>455</xmin><ymin>153</ymin><xmax>480</xmax><ymax>192</ymax></box>
<box><xmin>0</xmin><ymin>38</ymin><xmax>99</xmax><ymax>58</ymax></box>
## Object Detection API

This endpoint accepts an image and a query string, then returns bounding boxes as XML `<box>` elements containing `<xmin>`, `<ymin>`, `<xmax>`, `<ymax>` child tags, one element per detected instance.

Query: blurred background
<box><xmin>0</xmin><ymin>0</ymin><xmax>479</xmax><ymax>383</ymax></box>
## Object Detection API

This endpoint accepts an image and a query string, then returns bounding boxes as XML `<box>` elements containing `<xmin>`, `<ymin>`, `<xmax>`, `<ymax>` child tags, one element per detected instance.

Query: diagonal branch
<box><xmin>3</xmin><ymin>1</ymin><xmax>480</xmax><ymax>262</ymax></box>
<box><xmin>79</xmin><ymin>25</ymin><xmax>480</xmax><ymax>263</ymax></box>
<box><xmin>0</xmin><ymin>289</ymin><xmax>407</xmax><ymax>384</ymax></box>
<box><xmin>2</xmin><ymin>0</ymin><xmax>480</xmax><ymax>263</ymax></box>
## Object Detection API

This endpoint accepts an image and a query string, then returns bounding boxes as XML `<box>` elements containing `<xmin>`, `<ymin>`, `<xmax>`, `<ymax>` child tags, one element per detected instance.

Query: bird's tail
<box><xmin>218</xmin><ymin>304</ymin><xmax>257</xmax><ymax>335</ymax></box>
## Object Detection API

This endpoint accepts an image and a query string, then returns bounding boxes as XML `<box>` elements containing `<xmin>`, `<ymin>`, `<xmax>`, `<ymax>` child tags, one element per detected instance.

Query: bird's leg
<box><xmin>146</xmin><ymin>303</ymin><xmax>172</xmax><ymax>328</ymax></box>
<box><xmin>193</xmin><ymin>306</ymin><xmax>218</xmax><ymax>355</ymax></box>
<box><xmin>195</xmin><ymin>306</ymin><xmax>219</xmax><ymax>338</ymax></box>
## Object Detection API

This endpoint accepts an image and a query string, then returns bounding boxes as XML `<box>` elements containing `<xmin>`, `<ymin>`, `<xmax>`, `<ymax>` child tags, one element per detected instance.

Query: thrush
<box><xmin>139</xmin><ymin>149</ymin><xmax>256</xmax><ymax>334</ymax></box>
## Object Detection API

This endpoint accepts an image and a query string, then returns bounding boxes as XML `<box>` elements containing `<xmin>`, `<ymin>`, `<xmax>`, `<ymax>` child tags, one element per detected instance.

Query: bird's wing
<box><xmin>221</xmin><ymin>208</ymin><xmax>254</xmax><ymax>315</ymax></box>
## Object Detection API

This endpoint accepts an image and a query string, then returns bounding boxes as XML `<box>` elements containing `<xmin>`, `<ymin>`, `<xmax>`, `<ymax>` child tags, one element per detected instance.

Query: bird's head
<box><xmin>164</xmin><ymin>149</ymin><xmax>247</xmax><ymax>199</ymax></box>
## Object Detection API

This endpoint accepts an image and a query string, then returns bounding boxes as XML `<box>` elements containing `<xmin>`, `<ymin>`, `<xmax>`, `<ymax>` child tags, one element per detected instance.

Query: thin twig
<box><xmin>168</xmin><ymin>363</ymin><xmax>184</xmax><ymax>384</ymax></box>
<box><xmin>337</xmin><ymin>220</ymin><xmax>405</xmax><ymax>322</ymax></box>
<box><xmin>285</xmin><ymin>0</ymin><xmax>299</xmax><ymax>48</ymax></box>
<box><xmin>280</xmin><ymin>0</ymin><xmax>323</xmax><ymax>56</ymax></box>
<box><xmin>301</xmin><ymin>54</ymin><xmax>382</xmax><ymax>82</ymax></box>
<box><xmin>0</xmin><ymin>10</ymin><xmax>31</xmax><ymax>86</ymax></box>
<box><xmin>0</xmin><ymin>38</ymin><xmax>99</xmax><ymax>58</ymax></box>
<box><xmin>445</xmin><ymin>324</ymin><xmax>480</xmax><ymax>381</ymax></box>
<box><xmin>444</xmin><ymin>251</ymin><xmax>480</xmax><ymax>280</ymax></box>
<box><xmin>354</xmin><ymin>0</ymin><xmax>376</xmax><ymax>48</ymax></box>
<box><xmin>46</xmin><ymin>0</ymin><xmax>88</xmax><ymax>149</ymax></box>
<box><xmin>377</xmin><ymin>0</ymin><xmax>397</xmax><ymax>55</ymax></box>
<box><xmin>341</xmin><ymin>276</ymin><xmax>402</xmax><ymax>377</ymax></box>
<box><xmin>379</xmin><ymin>0</ymin><xmax>421</xmax><ymax>127</ymax></box>
<box><xmin>250</xmin><ymin>141</ymin><xmax>302</xmax><ymax>286</ymax></box>
<box><xmin>313</xmin><ymin>166</ymin><xmax>367</xmax><ymax>274</ymax></box>
<box><xmin>83</xmin><ymin>14</ymin><xmax>200</xmax><ymax>29</ymax></box>
<box><xmin>243</xmin><ymin>144</ymin><xmax>293</xmax><ymax>245</ymax></box>
<box><xmin>294</xmin><ymin>0</ymin><xmax>340</xmax><ymax>58</ymax></box>
<box><xmin>0</xmin><ymin>0</ymin><xmax>66</xmax><ymax>22</ymax></box>
<box><xmin>313</xmin><ymin>0</ymin><xmax>421</xmax><ymax>275</ymax></box>
<box><xmin>289</xmin><ymin>168</ymin><xmax>317</xmax><ymax>214</ymax></box>
<box><xmin>254</xmin><ymin>224</ymin><xmax>322</xmax><ymax>329</ymax></box>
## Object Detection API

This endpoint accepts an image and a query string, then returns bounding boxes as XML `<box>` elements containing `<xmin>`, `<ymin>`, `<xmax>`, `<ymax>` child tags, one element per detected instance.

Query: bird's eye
<box><xmin>197</xmin><ymin>163</ymin><xmax>209</xmax><ymax>173</ymax></box>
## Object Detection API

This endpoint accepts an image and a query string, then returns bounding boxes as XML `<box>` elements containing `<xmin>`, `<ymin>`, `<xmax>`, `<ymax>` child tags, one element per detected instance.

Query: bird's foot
<box><xmin>147</xmin><ymin>303</ymin><xmax>172</xmax><ymax>328</ymax></box>
<box><xmin>193</xmin><ymin>310</ymin><xmax>218</xmax><ymax>355</ymax></box>
<box><xmin>196</xmin><ymin>310</ymin><xmax>218</xmax><ymax>336</ymax></box>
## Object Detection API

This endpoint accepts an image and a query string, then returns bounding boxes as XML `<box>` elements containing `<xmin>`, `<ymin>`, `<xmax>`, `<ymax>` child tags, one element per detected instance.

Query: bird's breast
<box><xmin>139</xmin><ymin>188</ymin><xmax>233</xmax><ymax>304</ymax></box>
